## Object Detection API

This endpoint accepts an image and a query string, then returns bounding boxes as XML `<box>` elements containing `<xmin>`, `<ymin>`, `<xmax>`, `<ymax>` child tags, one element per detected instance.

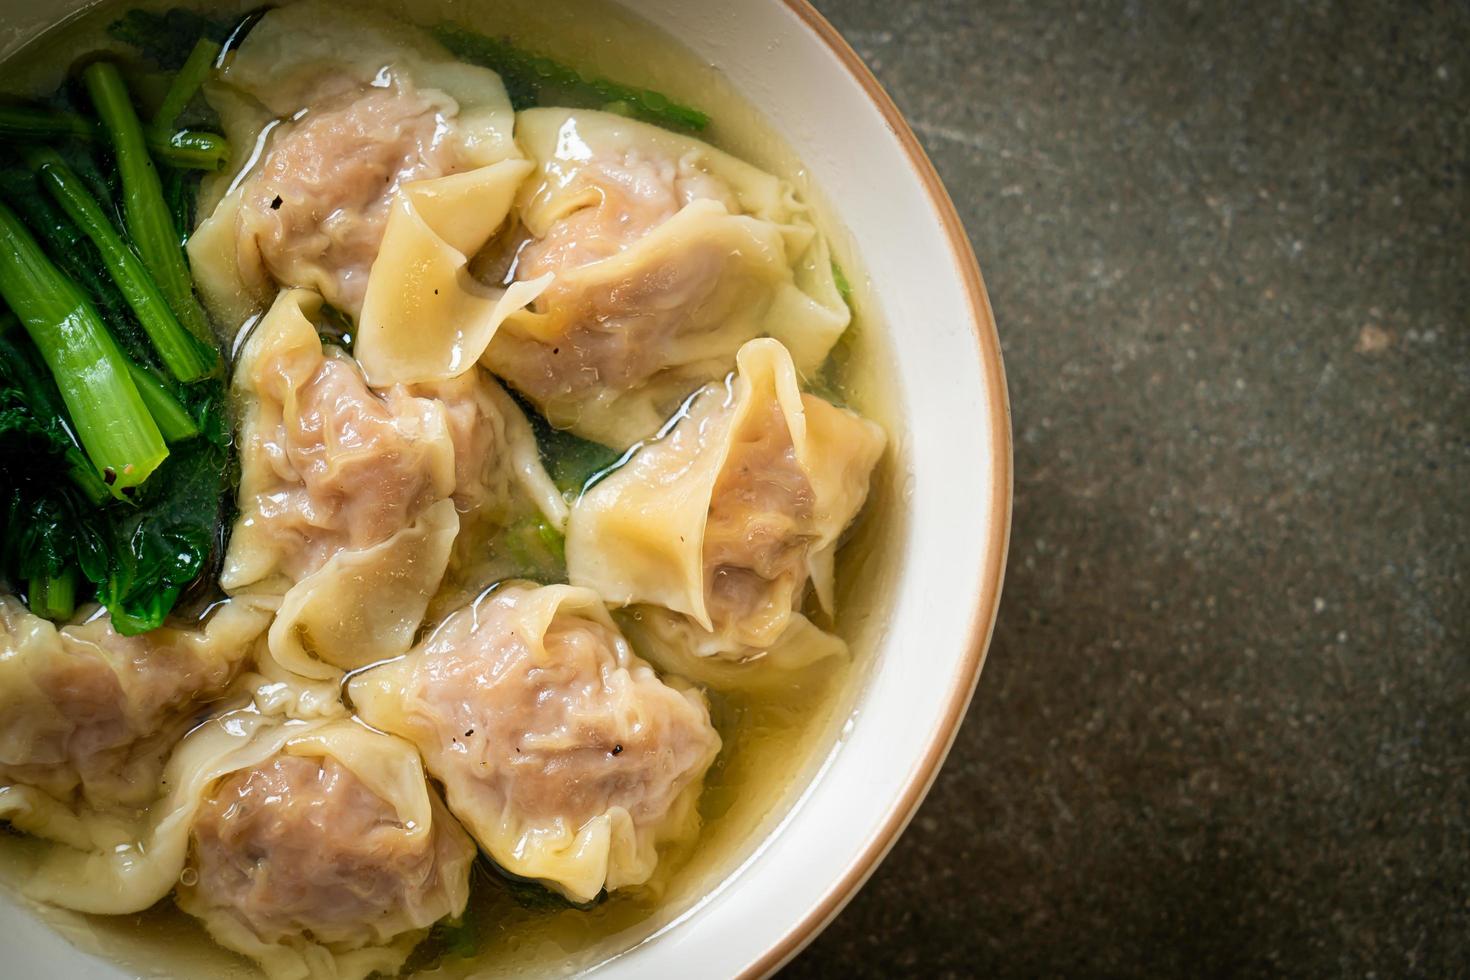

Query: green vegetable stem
<box><xmin>151</xmin><ymin>127</ymin><xmax>229</xmax><ymax>171</ymax></box>
<box><xmin>126</xmin><ymin>361</ymin><xmax>200</xmax><ymax>442</ymax></box>
<box><xmin>0</xmin><ymin>105</ymin><xmax>95</xmax><ymax>139</ymax></box>
<box><xmin>27</xmin><ymin>566</ymin><xmax>76</xmax><ymax>620</ymax></box>
<box><xmin>82</xmin><ymin>61</ymin><xmax>213</xmax><ymax>345</ymax></box>
<box><xmin>0</xmin><ymin>104</ymin><xmax>229</xmax><ymax>171</ymax></box>
<box><xmin>0</xmin><ymin>201</ymin><xmax>167</xmax><ymax>496</ymax></box>
<box><xmin>0</xmin><ymin>165</ymin><xmax>163</xmax><ymax>370</ymax></box>
<box><xmin>30</xmin><ymin>148</ymin><xmax>216</xmax><ymax>381</ymax></box>
<box><xmin>151</xmin><ymin>38</ymin><xmax>222</xmax><ymax>131</ymax></box>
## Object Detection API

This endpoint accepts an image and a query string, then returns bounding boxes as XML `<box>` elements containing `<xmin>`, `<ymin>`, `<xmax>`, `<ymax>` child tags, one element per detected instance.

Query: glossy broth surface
<box><xmin>0</xmin><ymin>1</ymin><xmax>906</xmax><ymax>974</ymax></box>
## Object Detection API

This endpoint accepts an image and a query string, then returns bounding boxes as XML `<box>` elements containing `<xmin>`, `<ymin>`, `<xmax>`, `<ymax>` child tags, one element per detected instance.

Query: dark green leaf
<box><xmin>505</xmin><ymin>387</ymin><xmax>625</xmax><ymax>496</ymax></box>
<box><xmin>502</xmin><ymin>870</ymin><xmax>594</xmax><ymax>911</ymax></box>
<box><xmin>99</xmin><ymin>390</ymin><xmax>229</xmax><ymax>635</ymax></box>
<box><xmin>106</xmin><ymin>9</ymin><xmax>233</xmax><ymax>70</ymax></box>
<box><xmin>0</xmin><ymin>335</ymin><xmax>110</xmax><ymax>605</ymax></box>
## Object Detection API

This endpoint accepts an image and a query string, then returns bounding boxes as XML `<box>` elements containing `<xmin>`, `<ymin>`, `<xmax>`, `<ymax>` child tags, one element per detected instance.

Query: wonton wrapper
<box><xmin>222</xmin><ymin>289</ymin><xmax>458</xmax><ymax>678</ymax></box>
<box><xmin>189</xmin><ymin>0</ymin><xmax>520</xmax><ymax>329</ymax></box>
<box><xmin>349</xmin><ymin>583</ymin><xmax>721</xmax><ymax>903</ymax></box>
<box><xmin>354</xmin><ymin>162</ymin><xmax>552</xmax><ymax>386</ymax></box>
<box><xmin>617</xmin><ymin>605</ymin><xmax>848</xmax><ymax>694</ymax></box>
<box><xmin>178</xmin><ymin>720</ymin><xmax>475</xmax><ymax>980</ymax></box>
<box><xmin>408</xmin><ymin>366</ymin><xmax>571</xmax><ymax>616</ymax></box>
<box><xmin>482</xmin><ymin>108</ymin><xmax>851</xmax><ymax>448</ymax></box>
<box><xmin>0</xmin><ymin>596</ymin><xmax>271</xmax><ymax>835</ymax></box>
<box><xmin>238</xmin><ymin>648</ymin><xmax>352</xmax><ymax>724</ymax></box>
<box><xmin>566</xmin><ymin>338</ymin><xmax>884</xmax><ymax>667</ymax></box>
<box><xmin>413</xmin><ymin>365</ymin><xmax>567</xmax><ymax>533</ymax></box>
<box><xmin>21</xmin><ymin>708</ymin><xmax>316</xmax><ymax>916</ymax></box>
<box><xmin>19</xmin><ymin>707</ymin><xmax>471</xmax><ymax>980</ymax></box>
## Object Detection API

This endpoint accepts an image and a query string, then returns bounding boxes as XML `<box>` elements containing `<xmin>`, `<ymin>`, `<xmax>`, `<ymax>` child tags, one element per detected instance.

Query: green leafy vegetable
<box><xmin>26</xmin><ymin>567</ymin><xmax>76</xmax><ymax>621</ymax></box>
<box><xmin>1</xmin><ymin>483</ymin><xmax>109</xmax><ymax>620</ymax></box>
<box><xmin>0</xmin><ymin>16</ymin><xmax>233</xmax><ymax>632</ymax></box>
<box><xmin>31</xmin><ymin>147</ymin><xmax>216</xmax><ymax>381</ymax></box>
<box><xmin>315</xmin><ymin>303</ymin><xmax>357</xmax><ymax>352</ymax></box>
<box><xmin>0</xmin><ymin>304</ymin><xmax>229</xmax><ymax>633</ymax></box>
<box><xmin>126</xmin><ymin>362</ymin><xmax>199</xmax><ymax>442</ymax></box>
<box><xmin>0</xmin><ymin>317</ymin><xmax>109</xmax><ymax>502</ymax></box>
<box><xmin>498</xmin><ymin>867</ymin><xmax>594</xmax><ymax>911</ymax></box>
<box><xmin>49</xmin><ymin>142</ymin><xmax>120</xmax><ymax>228</ymax></box>
<box><xmin>151</xmin><ymin>38</ymin><xmax>221</xmax><ymax>131</ymax></box>
<box><xmin>99</xmin><ymin>424</ymin><xmax>228</xmax><ymax>634</ymax></box>
<box><xmin>536</xmin><ymin>519</ymin><xmax>566</xmax><ymax>564</ymax></box>
<box><xmin>0</xmin><ymin>160</ymin><xmax>192</xmax><ymax>417</ymax></box>
<box><xmin>105</xmin><ymin>8</ymin><xmax>233</xmax><ymax>70</ymax></box>
<box><xmin>0</xmin><ymin>199</ymin><xmax>165</xmax><ymax>495</ymax></box>
<box><xmin>432</xmin><ymin>24</ymin><xmax>710</xmax><ymax>132</ymax></box>
<box><xmin>160</xmin><ymin>166</ymin><xmax>199</xmax><ymax>245</ymax></box>
<box><xmin>0</xmin><ymin>320</ymin><xmax>111</xmax><ymax>616</ymax></box>
<box><xmin>0</xmin><ymin>104</ymin><xmax>230</xmax><ymax>171</ymax></box>
<box><xmin>84</xmin><ymin>61</ymin><xmax>214</xmax><ymax>350</ymax></box>
<box><xmin>831</xmin><ymin>259</ymin><xmax>854</xmax><ymax>306</ymax></box>
<box><xmin>809</xmin><ymin>333</ymin><xmax>854</xmax><ymax>410</ymax></box>
<box><xmin>500</xmin><ymin>514</ymin><xmax>568</xmax><ymax>583</ymax></box>
<box><xmin>506</xmin><ymin>387</ymin><xmax>626</xmax><ymax>496</ymax></box>
<box><xmin>806</xmin><ymin>262</ymin><xmax>856</xmax><ymax>406</ymax></box>
<box><xmin>0</xmin><ymin>104</ymin><xmax>94</xmax><ymax>140</ymax></box>
<box><xmin>426</xmin><ymin>918</ymin><xmax>479</xmax><ymax>960</ymax></box>
<box><xmin>149</xmin><ymin>128</ymin><xmax>230</xmax><ymax>171</ymax></box>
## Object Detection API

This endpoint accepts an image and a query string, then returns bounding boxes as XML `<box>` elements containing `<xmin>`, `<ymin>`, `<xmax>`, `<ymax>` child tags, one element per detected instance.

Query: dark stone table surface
<box><xmin>784</xmin><ymin>0</ymin><xmax>1468</xmax><ymax>976</ymax></box>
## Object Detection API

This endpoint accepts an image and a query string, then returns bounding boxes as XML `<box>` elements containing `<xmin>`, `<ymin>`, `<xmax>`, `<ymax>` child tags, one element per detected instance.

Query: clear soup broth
<box><xmin>0</xmin><ymin>0</ymin><xmax>905</xmax><ymax>975</ymax></box>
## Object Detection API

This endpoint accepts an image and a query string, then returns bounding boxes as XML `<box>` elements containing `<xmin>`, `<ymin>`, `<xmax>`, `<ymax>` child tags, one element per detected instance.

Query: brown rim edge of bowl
<box><xmin>738</xmin><ymin>3</ymin><xmax>1015</xmax><ymax>977</ymax></box>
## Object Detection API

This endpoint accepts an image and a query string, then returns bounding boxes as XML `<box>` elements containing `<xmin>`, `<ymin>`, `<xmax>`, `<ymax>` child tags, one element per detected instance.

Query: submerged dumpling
<box><xmin>0</xmin><ymin>596</ymin><xmax>269</xmax><ymax>824</ymax></box>
<box><xmin>16</xmin><ymin>704</ymin><xmax>471</xmax><ymax>980</ymax></box>
<box><xmin>349</xmin><ymin>583</ymin><xmax>721</xmax><ymax>903</ymax></box>
<box><xmin>409</xmin><ymin>366</ymin><xmax>570</xmax><ymax>610</ymax></box>
<box><xmin>178</xmin><ymin>722</ymin><xmax>475</xmax><ymax>980</ymax></box>
<box><xmin>189</xmin><ymin>0</ymin><xmax>519</xmax><ymax>326</ymax></box>
<box><xmin>566</xmin><ymin>338</ymin><xmax>885</xmax><ymax>666</ymax></box>
<box><xmin>415</xmin><ymin>367</ymin><xmax>564</xmax><ymax>527</ymax></box>
<box><xmin>481</xmin><ymin>108</ymin><xmax>852</xmax><ymax>447</ymax></box>
<box><xmin>222</xmin><ymin>288</ymin><xmax>458</xmax><ymax>678</ymax></box>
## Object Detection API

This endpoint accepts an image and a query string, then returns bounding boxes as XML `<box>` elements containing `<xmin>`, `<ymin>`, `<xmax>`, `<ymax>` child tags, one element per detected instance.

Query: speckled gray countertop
<box><xmin>783</xmin><ymin>0</ymin><xmax>1468</xmax><ymax>976</ymax></box>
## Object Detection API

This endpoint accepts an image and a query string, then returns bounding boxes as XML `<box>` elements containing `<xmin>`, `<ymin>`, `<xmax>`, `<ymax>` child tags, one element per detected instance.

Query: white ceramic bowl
<box><xmin>0</xmin><ymin>0</ymin><xmax>1010</xmax><ymax>976</ymax></box>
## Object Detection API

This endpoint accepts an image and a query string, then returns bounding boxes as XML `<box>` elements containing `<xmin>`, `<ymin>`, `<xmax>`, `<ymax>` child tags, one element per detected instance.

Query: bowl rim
<box><xmin>737</xmin><ymin>3</ymin><xmax>1013</xmax><ymax>976</ymax></box>
<box><xmin>0</xmin><ymin>1</ymin><xmax>1010</xmax><ymax>974</ymax></box>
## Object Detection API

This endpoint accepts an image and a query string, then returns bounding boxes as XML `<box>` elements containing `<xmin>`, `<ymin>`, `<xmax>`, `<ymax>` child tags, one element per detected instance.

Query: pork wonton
<box><xmin>222</xmin><ymin>288</ymin><xmax>458</xmax><ymax>678</ymax></box>
<box><xmin>189</xmin><ymin>0</ymin><xmax>520</xmax><ymax>327</ymax></box>
<box><xmin>481</xmin><ymin>108</ymin><xmax>851</xmax><ymax>447</ymax></box>
<box><xmin>179</xmin><ymin>721</ymin><xmax>475</xmax><ymax>980</ymax></box>
<box><xmin>566</xmin><ymin>338</ymin><xmax>884</xmax><ymax>669</ymax></box>
<box><xmin>349</xmin><ymin>583</ymin><xmax>721</xmax><ymax>903</ymax></box>
<box><xmin>409</xmin><ymin>366</ymin><xmax>571</xmax><ymax>613</ymax></box>
<box><xmin>0</xmin><ymin>596</ymin><xmax>269</xmax><ymax>837</ymax></box>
